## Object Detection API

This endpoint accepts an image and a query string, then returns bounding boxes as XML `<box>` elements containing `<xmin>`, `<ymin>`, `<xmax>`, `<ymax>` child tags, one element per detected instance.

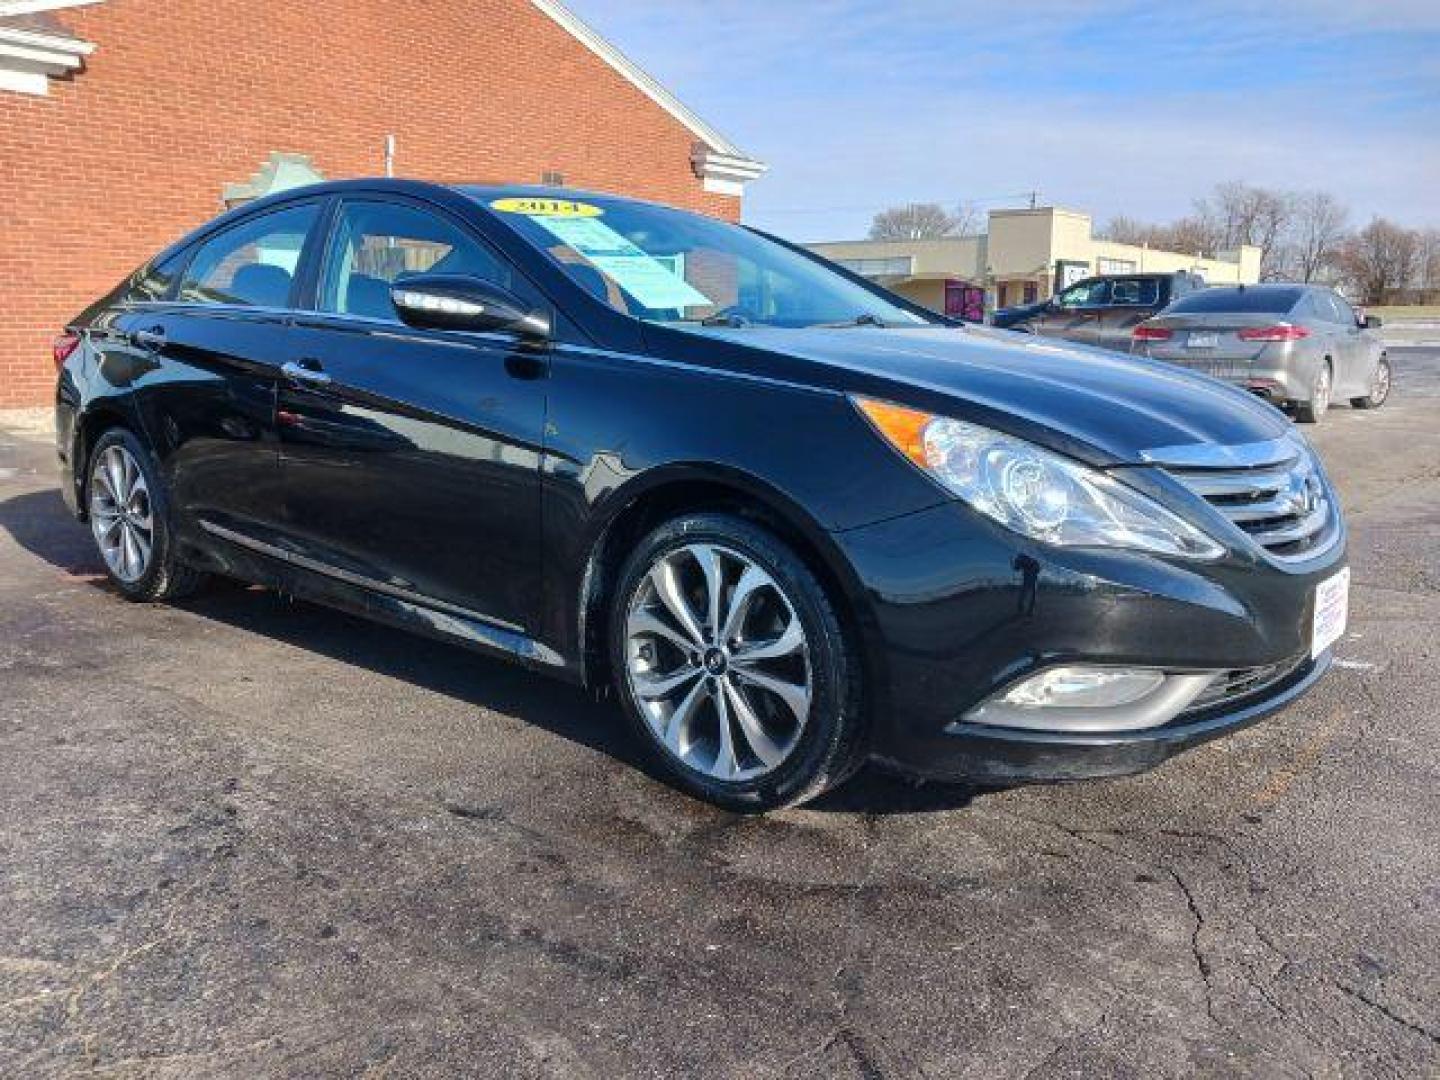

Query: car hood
<box><xmin>698</xmin><ymin>325</ymin><xmax>1293</xmax><ymax>466</ymax></box>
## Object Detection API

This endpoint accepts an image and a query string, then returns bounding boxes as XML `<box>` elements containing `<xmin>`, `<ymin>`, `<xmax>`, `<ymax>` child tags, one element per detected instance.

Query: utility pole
<box><xmin>384</xmin><ymin>134</ymin><xmax>396</xmax><ymax>178</ymax></box>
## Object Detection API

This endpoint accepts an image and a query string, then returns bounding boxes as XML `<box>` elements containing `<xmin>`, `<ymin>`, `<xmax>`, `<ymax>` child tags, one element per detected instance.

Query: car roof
<box><xmin>456</xmin><ymin>183</ymin><xmax>646</xmax><ymax>204</ymax></box>
<box><xmin>1202</xmin><ymin>283</ymin><xmax>1315</xmax><ymax>292</ymax></box>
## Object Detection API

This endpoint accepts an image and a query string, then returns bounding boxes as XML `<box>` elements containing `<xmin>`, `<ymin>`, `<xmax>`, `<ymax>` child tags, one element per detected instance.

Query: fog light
<box><xmin>957</xmin><ymin>666</ymin><xmax>1219</xmax><ymax>734</ymax></box>
<box><xmin>1003</xmin><ymin>666</ymin><xmax>1166</xmax><ymax>709</ymax></box>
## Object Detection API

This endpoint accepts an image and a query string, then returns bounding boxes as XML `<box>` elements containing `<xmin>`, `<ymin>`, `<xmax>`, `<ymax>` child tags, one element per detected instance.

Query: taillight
<box><xmin>53</xmin><ymin>332</ymin><xmax>81</xmax><ymax>371</ymax></box>
<box><xmin>1132</xmin><ymin>324</ymin><xmax>1173</xmax><ymax>341</ymax></box>
<box><xmin>1237</xmin><ymin>324</ymin><xmax>1309</xmax><ymax>342</ymax></box>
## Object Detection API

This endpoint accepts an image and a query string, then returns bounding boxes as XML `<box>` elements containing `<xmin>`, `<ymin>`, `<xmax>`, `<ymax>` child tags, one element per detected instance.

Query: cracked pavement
<box><xmin>2</xmin><ymin>348</ymin><xmax>1437</xmax><ymax>1077</ymax></box>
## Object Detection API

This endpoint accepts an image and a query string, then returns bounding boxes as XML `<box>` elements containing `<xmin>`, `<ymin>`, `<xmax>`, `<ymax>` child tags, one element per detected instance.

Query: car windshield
<box><xmin>1167</xmin><ymin>287</ymin><xmax>1303</xmax><ymax>314</ymax></box>
<box><xmin>472</xmin><ymin>192</ymin><xmax>930</xmax><ymax>329</ymax></box>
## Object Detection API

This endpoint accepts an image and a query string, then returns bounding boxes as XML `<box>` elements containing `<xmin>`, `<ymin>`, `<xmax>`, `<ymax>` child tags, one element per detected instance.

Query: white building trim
<box><xmin>0</xmin><ymin>1</ymin><xmax>101</xmax><ymax>16</ymax></box>
<box><xmin>530</xmin><ymin>0</ymin><xmax>766</xmax><ymax>195</ymax></box>
<box><xmin>0</xmin><ymin>0</ymin><xmax>98</xmax><ymax>96</ymax></box>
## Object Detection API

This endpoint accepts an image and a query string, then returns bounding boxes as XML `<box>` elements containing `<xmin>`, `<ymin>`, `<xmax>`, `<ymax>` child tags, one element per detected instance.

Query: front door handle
<box><xmin>131</xmin><ymin>325</ymin><xmax>166</xmax><ymax>350</ymax></box>
<box><xmin>281</xmin><ymin>359</ymin><xmax>332</xmax><ymax>386</ymax></box>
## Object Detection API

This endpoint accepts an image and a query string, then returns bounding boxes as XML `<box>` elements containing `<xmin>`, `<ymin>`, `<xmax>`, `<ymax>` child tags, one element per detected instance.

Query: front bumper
<box><xmin>831</xmin><ymin>498</ymin><xmax>1344</xmax><ymax>784</ymax></box>
<box><xmin>875</xmin><ymin>651</ymin><xmax>1331</xmax><ymax>783</ymax></box>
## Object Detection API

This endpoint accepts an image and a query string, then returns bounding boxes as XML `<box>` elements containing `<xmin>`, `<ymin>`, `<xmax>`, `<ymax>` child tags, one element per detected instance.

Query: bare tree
<box><xmin>1336</xmin><ymin>218</ymin><xmax>1419</xmax><ymax>304</ymax></box>
<box><xmin>1289</xmin><ymin>191</ymin><xmax>1350</xmax><ymax>283</ymax></box>
<box><xmin>1100</xmin><ymin>212</ymin><xmax>1224</xmax><ymax>256</ymax></box>
<box><xmin>1167</xmin><ymin>214</ymin><xmax>1227</xmax><ymax>257</ymax></box>
<box><xmin>869</xmin><ymin>203</ymin><xmax>958</xmax><ymax>240</ymax></box>
<box><xmin>1101</xmin><ymin>215</ymin><xmax>1164</xmax><ymax>246</ymax></box>
<box><xmin>1414</xmin><ymin>228</ymin><xmax>1440</xmax><ymax>302</ymax></box>
<box><xmin>952</xmin><ymin>200</ymin><xmax>984</xmax><ymax>238</ymax></box>
<box><xmin>1195</xmin><ymin>182</ymin><xmax>1295</xmax><ymax>278</ymax></box>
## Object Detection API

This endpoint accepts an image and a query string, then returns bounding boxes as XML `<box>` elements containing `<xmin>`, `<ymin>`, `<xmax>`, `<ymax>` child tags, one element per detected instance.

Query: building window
<box><xmin>836</xmin><ymin>257</ymin><xmax>913</xmax><ymax>278</ymax></box>
<box><xmin>542</xmin><ymin>170</ymin><xmax>565</xmax><ymax>186</ymax></box>
<box><xmin>1098</xmin><ymin>257</ymin><xmax>1137</xmax><ymax>275</ymax></box>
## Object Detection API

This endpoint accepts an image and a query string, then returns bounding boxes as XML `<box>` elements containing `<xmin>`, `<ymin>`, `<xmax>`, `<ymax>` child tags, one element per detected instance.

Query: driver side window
<box><xmin>1056</xmin><ymin>280</ymin><xmax>1110</xmax><ymax>309</ymax></box>
<box><xmin>319</xmin><ymin>200</ymin><xmax>519</xmax><ymax>322</ymax></box>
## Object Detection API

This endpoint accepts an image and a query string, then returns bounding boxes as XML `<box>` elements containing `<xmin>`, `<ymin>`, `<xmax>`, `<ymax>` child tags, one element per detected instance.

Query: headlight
<box><xmin>854</xmin><ymin>397</ymin><xmax>1223</xmax><ymax>559</ymax></box>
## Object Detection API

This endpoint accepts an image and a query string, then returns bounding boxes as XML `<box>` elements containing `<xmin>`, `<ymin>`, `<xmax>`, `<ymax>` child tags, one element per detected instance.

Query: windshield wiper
<box><xmin>809</xmin><ymin>313</ymin><xmax>888</xmax><ymax>328</ymax></box>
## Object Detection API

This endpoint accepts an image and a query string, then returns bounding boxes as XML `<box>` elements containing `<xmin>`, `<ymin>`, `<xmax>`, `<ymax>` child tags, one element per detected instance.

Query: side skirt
<box><xmin>195</xmin><ymin>520</ymin><xmax>577</xmax><ymax>678</ymax></box>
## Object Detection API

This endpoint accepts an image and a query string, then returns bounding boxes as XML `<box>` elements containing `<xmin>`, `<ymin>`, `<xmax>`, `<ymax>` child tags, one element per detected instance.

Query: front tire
<box><xmin>609</xmin><ymin>513</ymin><xmax>867</xmax><ymax>812</ymax></box>
<box><xmin>86</xmin><ymin>428</ymin><xmax>206</xmax><ymax>601</ymax></box>
<box><xmin>1294</xmin><ymin>360</ymin><xmax>1332</xmax><ymax>424</ymax></box>
<box><xmin>1350</xmin><ymin>355</ymin><xmax>1392</xmax><ymax>409</ymax></box>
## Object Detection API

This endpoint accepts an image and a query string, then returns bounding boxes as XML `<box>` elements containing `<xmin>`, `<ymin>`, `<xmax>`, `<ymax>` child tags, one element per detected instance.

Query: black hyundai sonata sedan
<box><xmin>55</xmin><ymin>180</ymin><xmax>1349</xmax><ymax>810</ymax></box>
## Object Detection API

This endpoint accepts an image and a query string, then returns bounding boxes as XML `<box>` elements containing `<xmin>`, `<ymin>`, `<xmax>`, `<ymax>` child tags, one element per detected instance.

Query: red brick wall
<box><xmin>0</xmin><ymin>0</ymin><xmax>741</xmax><ymax>407</ymax></box>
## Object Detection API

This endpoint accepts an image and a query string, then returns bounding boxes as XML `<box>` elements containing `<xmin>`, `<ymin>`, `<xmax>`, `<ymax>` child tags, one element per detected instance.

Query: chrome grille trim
<box><xmin>1179</xmin><ymin>468</ymin><xmax>1297</xmax><ymax>500</ymax></box>
<box><xmin>1148</xmin><ymin>435</ymin><xmax>1338</xmax><ymax>563</ymax></box>
<box><xmin>1141</xmin><ymin>436</ymin><xmax>1300</xmax><ymax>469</ymax></box>
<box><xmin>1248</xmin><ymin>506</ymin><xmax>1330</xmax><ymax>546</ymax></box>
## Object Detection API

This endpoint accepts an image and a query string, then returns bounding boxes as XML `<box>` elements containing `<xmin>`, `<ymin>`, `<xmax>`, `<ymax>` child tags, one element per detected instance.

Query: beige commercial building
<box><xmin>810</xmin><ymin>206</ymin><xmax>1262</xmax><ymax>319</ymax></box>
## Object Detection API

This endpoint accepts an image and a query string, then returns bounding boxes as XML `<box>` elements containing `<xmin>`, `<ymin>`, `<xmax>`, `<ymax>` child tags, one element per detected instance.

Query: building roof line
<box><xmin>0</xmin><ymin>0</ymin><xmax>101</xmax><ymax>18</ymax></box>
<box><xmin>0</xmin><ymin>22</ymin><xmax>93</xmax><ymax>55</ymax></box>
<box><xmin>529</xmin><ymin>0</ymin><xmax>764</xmax><ymax>174</ymax></box>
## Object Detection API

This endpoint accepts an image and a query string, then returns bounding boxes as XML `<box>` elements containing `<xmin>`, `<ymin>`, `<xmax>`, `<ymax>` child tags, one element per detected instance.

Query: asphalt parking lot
<box><xmin>2</xmin><ymin>350</ymin><xmax>1437</xmax><ymax>1078</ymax></box>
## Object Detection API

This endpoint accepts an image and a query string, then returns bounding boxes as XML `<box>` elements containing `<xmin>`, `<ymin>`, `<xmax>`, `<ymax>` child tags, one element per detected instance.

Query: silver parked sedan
<box><xmin>1130</xmin><ymin>284</ymin><xmax>1392</xmax><ymax>423</ymax></box>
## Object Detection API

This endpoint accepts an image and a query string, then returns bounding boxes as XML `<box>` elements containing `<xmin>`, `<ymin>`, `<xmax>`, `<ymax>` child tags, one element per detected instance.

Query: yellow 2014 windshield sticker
<box><xmin>490</xmin><ymin>197</ymin><xmax>603</xmax><ymax>218</ymax></box>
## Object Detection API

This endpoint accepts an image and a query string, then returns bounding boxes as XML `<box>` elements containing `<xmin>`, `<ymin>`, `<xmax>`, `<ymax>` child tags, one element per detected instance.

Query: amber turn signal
<box><xmin>853</xmin><ymin>397</ymin><xmax>936</xmax><ymax>468</ymax></box>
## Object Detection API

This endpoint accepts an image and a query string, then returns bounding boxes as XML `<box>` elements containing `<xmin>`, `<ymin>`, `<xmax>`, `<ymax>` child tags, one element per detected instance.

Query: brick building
<box><xmin>0</xmin><ymin>0</ymin><xmax>765</xmax><ymax>407</ymax></box>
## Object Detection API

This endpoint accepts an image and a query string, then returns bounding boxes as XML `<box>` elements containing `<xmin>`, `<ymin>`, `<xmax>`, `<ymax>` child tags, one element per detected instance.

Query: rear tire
<box><xmin>1350</xmin><ymin>355</ymin><xmax>1391</xmax><ymax>409</ymax></box>
<box><xmin>1294</xmin><ymin>360</ymin><xmax>1332</xmax><ymax>424</ymax></box>
<box><xmin>86</xmin><ymin>428</ymin><xmax>206</xmax><ymax>602</ymax></box>
<box><xmin>609</xmin><ymin>512</ymin><xmax>867</xmax><ymax>812</ymax></box>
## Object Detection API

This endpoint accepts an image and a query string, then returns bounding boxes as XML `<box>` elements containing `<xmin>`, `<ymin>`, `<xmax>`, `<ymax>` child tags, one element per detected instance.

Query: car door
<box><xmin>275</xmin><ymin>196</ymin><xmax>547</xmax><ymax>633</ymax></box>
<box><xmin>1093</xmin><ymin>277</ymin><xmax>1161</xmax><ymax>353</ymax></box>
<box><xmin>1043</xmin><ymin>279</ymin><xmax>1109</xmax><ymax>345</ymax></box>
<box><xmin>1326</xmin><ymin>292</ymin><xmax>1368</xmax><ymax>396</ymax></box>
<box><xmin>122</xmin><ymin>199</ymin><xmax>324</xmax><ymax>547</ymax></box>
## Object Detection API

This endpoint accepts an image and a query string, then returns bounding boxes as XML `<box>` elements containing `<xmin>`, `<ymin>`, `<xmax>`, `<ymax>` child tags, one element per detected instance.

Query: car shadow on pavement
<box><xmin>0</xmin><ymin>486</ymin><xmax>990</xmax><ymax>816</ymax></box>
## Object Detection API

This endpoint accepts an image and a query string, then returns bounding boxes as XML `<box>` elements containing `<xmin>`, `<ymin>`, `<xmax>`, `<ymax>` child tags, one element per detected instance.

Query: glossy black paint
<box><xmin>56</xmin><ymin>180</ymin><xmax>1343</xmax><ymax>783</ymax></box>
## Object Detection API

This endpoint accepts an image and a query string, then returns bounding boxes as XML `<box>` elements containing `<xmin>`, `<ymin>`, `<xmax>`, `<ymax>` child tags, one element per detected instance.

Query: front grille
<box><xmin>1184</xmin><ymin>654</ymin><xmax>1308</xmax><ymax>714</ymax></box>
<box><xmin>1147</xmin><ymin>437</ymin><xmax>1337</xmax><ymax>562</ymax></box>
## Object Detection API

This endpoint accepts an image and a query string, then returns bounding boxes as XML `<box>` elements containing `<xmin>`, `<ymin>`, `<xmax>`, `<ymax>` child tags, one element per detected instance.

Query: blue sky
<box><xmin>564</xmin><ymin>0</ymin><xmax>1440</xmax><ymax>241</ymax></box>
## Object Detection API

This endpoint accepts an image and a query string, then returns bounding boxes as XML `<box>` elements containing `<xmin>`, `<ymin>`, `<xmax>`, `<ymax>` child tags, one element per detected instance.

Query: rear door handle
<box><xmin>281</xmin><ymin>359</ymin><xmax>332</xmax><ymax>386</ymax></box>
<box><xmin>132</xmin><ymin>325</ymin><xmax>166</xmax><ymax>350</ymax></box>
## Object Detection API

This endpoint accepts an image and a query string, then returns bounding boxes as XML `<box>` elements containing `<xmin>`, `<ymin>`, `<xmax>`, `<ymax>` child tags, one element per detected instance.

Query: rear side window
<box><xmin>1328</xmin><ymin>292</ymin><xmax>1358</xmax><ymax>325</ymax></box>
<box><xmin>178</xmin><ymin>203</ymin><xmax>320</xmax><ymax>308</ymax></box>
<box><xmin>129</xmin><ymin>249</ymin><xmax>187</xmax><ymax>301</ymax></box>
<box><xmin>1167</xmin><ymin>287</ymin><xmax>1302</xmax><ymax>315</ymax></box>
<box><xmin>318</xmin><ymin>200</ymin><xmax>518</xmax><ymax>322</ymax></box>
<box><xmin>1109</xmin><ymin>278</ymin><xmax>1160</xmax><ymax>306</ymax></box>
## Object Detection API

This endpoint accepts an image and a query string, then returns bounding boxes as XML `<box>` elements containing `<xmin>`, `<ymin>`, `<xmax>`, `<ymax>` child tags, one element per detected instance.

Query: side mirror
<box><xmin>1364</xmin><ymin>315</ymin><xmax>1382</xmax><ymax>330</ymax></box>
<box><xmin>390</xmin><ymin>274</ymin><xmax>550</xmax><ymax>340</ymax></box>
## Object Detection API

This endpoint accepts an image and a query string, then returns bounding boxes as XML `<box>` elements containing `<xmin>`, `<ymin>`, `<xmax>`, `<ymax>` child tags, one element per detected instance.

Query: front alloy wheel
<box><xmin>625</xmin><ymin>542</ymin><xmax>811</xmax><ymax>782</ymax></box>
<box><xmin>1351</xmin><ymin>356</ymin><xmax>1391</xmax><ymax>409</ymax></box>
<box><xmin>611</xmin><ymin>513</ymin><xmax>866</xmax><ymax>811</ymax></box>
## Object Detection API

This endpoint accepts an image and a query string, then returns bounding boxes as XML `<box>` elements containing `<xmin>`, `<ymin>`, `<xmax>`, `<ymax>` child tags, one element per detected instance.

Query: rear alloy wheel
<box><xmin>1350</xmin><ymin>356</ymin><xmax>1392</xmax><ymax>409</ymax></box>
<box><xmin>611</xmin><ymin>513</ymin><xmax>866</xmax><ymax>811</ymax></box>
<box><xmin>87</xmin><ymin>428</ymin><xmax>206</xmax><ymax>601</ymax></box>
<box><xmin>1295</xmin><ymin>361</ymin><xmax>1332</xmax><ymax>424</ymax></box>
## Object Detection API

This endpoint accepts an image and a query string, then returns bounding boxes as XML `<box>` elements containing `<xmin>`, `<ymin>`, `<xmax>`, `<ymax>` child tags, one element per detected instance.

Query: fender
<box><xmin>563</xmin><ymin>459</ymin><xmax>886</xmax><ymax>694</ymax></box>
